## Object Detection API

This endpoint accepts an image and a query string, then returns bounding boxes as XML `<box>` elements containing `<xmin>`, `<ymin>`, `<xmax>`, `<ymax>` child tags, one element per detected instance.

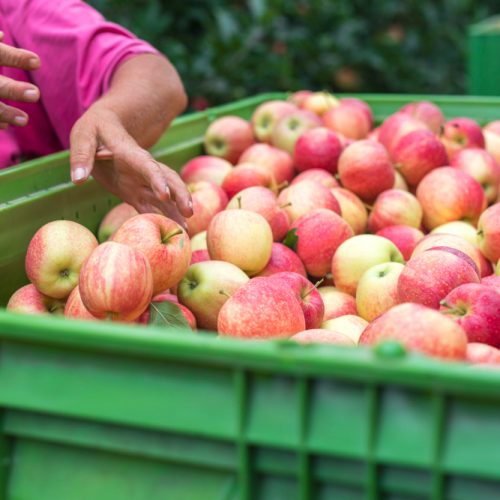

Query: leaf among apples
<box><xmin>282</xmin><ymin>228</ymin><xmax>299</xmax><ymax>251</ymax></box>
<box><xmin>148</xmin><ymin>301</ymin><xmax>192</xmax><ymax>331</ymax></box>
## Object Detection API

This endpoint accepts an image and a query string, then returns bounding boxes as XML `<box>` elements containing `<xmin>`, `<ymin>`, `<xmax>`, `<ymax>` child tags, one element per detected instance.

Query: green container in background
<box><xmin>1</xmin><ymin>94</ymin><xmax>500</xmax><ymax>500</ymax></box>
<box><xmin>468</xmin><ymin>14</ymin><xmax>500</xmax><ymax>96</ymax></box>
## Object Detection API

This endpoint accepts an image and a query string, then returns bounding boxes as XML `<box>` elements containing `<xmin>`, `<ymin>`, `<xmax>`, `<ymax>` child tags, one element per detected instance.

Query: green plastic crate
<box><xmin>468</xmin><ymin>15</ymin><xmax>500</xmax><ymax>96</ymax></box>
<box><xmin>1</xmin><ymin>93</ymin><xmax>500</xmax><ymax>500</ymax></box>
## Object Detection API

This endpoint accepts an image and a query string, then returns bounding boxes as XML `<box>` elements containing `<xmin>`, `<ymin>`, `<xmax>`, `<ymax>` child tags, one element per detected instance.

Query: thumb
<box><xmin>69</xmin><ymin>119</ymin><xmax>97</xmax><ymax>184</ymax></box>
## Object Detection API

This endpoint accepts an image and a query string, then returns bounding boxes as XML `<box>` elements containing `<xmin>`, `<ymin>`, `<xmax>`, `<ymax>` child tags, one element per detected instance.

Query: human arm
<box><xmin>69</xmin><ymin>53</ymin><xmax>192</xmax><ymax>224</ymax></box>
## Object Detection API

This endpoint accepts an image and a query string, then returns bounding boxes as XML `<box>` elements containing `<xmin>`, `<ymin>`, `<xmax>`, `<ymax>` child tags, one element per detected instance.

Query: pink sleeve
<box><xmin>0</xmin><ymin>0</ymin><xmax>161</xmax><ymax>148</ymax></box>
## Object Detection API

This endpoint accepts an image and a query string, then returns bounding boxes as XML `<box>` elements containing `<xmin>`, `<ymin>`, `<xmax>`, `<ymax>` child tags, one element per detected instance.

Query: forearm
<box><xmin>93</xmin><ymin>53</ymin><xmax>188</xmax><ymax>149</ymax></box>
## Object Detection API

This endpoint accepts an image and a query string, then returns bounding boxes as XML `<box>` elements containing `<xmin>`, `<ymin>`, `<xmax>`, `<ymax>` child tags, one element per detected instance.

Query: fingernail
<box><xmin>29</xmin><ymin>58</ymin><xmax>40</xmax><ymax>70</ymax></box>
<box><xmin>72</xmin><ymin>167</ymin><xmax>88</xmax><ymax>182</ymax></box>
<box><xmin>13</xmin><ymin>116</ymin><xmax>27</xmax><ymax>126</ymax></box>
<box><xmin>23</xmin><ymin>89</ymin><xmax>38</xmax><ymax>100</ymax></box>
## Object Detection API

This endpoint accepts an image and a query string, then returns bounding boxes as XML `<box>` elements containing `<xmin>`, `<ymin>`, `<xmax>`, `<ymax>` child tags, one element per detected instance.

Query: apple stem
<box><xmin>279</xmin><ymin>202</ymin><xmax>292</xmax><ymax>209</ymax></box>
<box><xmin>276</xmin><ymin>180</ymin><xmax>289</xmax><ymax>191</ymax></box>
<box><xmin>219</xmin><ymin>289</ymin><xmax>231</xmax><ymax>299</ymax></box>
<box><xmin>237</xmin><ymin>196</ymin><xmax>242</xmax><ymax>209</ymax></box>
<box><xmin>162</xmin><ymin>228</ymin><xmax>183</xmax><ymax>243</ymax></box>
<box><xmin>363</xmin><ymin>203</ymin><xmax>373</xmax><ymax>211</ymax></box>
<box><xmin>302</xmin><ymin>278</ymin><xmax>324</xmax><ymax>299</ymax></box>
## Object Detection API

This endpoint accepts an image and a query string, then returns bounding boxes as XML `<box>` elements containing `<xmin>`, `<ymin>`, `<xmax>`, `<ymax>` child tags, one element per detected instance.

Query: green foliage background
<box><xmin>88</xmin><ymin>0</ymin><xmax>499</xmax><ymax>109</ymax></box>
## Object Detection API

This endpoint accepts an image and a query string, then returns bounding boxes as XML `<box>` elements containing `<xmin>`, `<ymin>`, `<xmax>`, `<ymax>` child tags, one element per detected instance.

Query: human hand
<box><xmin>0</xmin><ymin>32</ymin><xmax>40</xmax><ymax>128</ymax></box>
<box><xmin>69</xmin><ymin>105</ymin><xmax>193</xmax><ymax>228</ymax></box>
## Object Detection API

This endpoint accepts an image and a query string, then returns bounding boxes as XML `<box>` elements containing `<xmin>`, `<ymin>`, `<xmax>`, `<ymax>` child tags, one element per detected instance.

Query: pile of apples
<box><xmin>7</xmin><ymin>90</ymin><xmax>500</xmax><ymax>367</ymax></box>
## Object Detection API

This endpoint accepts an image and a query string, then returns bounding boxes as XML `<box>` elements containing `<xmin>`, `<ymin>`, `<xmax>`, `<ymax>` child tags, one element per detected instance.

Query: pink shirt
<box><xmin>0</xmin><ymin>0</ymin><xmax>159</xmax><ymax>168</ymax></box>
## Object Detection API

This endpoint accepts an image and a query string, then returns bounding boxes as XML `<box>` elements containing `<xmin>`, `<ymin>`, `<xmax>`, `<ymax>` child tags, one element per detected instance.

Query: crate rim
<box><xmin>2</xmin><ymin>310</ymin><xmax>500</xmax><ymax>395</ymax></box>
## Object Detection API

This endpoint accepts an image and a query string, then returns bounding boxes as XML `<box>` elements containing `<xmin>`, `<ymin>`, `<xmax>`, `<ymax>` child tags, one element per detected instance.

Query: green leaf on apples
<box><xmin>148</xmin><ymin>301</ymin><xmax>192</xmax><ymax>331</ymax></box>
<box><xmin>283</xmin><ymin>228</ymin><xmax>299</xmax><ymax>251</ymax></box>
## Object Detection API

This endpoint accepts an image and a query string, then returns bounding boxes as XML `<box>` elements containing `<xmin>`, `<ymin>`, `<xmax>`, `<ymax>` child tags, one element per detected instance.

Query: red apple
<box><xmin>226</xmin><ymin>186</ymin><xmax>289</xmax><ymax>241</ymax></box>
<box><xmin>319</xmin><ymin>286</ymin><xmax>358</xmax><ymax>321</ymax></box>
<box><xmin>356</xmin><ymin>262</ymin><xmax>405</xmax><ymax>322</ymax></box>
<box><xmin>484</xmin><ymin>122</ymin><xmax>500</xmax><ymax>165</ymax></box>
<box><xmin>482</xmin><ymin>274</ymin><xmax>500</xmax><ymax>292</ymax></box>
<box><xmin>178</xmin><ymin>260</ymin><xmax>249</xmax><ymax>331</ymax></box>
<box><xmin>359</xmin><ymin>303</ymin><xmax>467</xmax><ymax>361</ymax></box>
<box><xmin>218</xmin><ymin>277</ymin><xmax>306</xmax><ymax>339</ymax></box>
<box><xmin>391</xmin><ymin>130</ymin><xmax>448</xmax><ymax>187</ymax></box>
<box><xmin>466</xmin><ymin>343</ymin><xmax>500</xmax><ymax>365</ymax></box>
<box><xmin>323</xmin><ymin>101</ymin><xmax>371</xmax><ymax>140</ymax></box>
<box><xmin>441</xmin><ymin>117</ymin><xmax>485</xmax><ymax>159</ymax></box>
<box><xmin>416</xmin><ymin>167</ymin><xmax>486</xmax><ymax>229</ymax></box>
<box><xmin>477</xmin><ymin>203</ymin><xmax>500</xmax><ymax>263</ymax></box>
<box><xmin>204</xmin><ymin>116</ymin><xmax>255</xmax><ymax>163</ymax></box>
<box><xmin>269</xmin><ymin>271</ymin><xmax>324</xmax><ymax>329</ymax></box>
<box><xmin>64</xmin><ymin>286</ymin><xmax>98</xmax><ymax>320</ymax></box>
<box><xmin>322</xmin><ymin>314</ymin><xmax>368</xmax><ymax>343</ymax></box>
<box><xmin>25</xmin><ymin>220</ymin><xmax>99</xmax><ymax>299</ymax></box>
<box><xmin>399</xmin><ymin>101</ymin><xmax>444</xmax><ymax>134</ymax></box>
<box><xmin>338</xmin><ymin>140</ymin><xmax>395</xmax><ymax>202</ymax></box>
<box><xmin>291</xmin><ymin>169</ymin><xmax>339</xmax><ymax>189</ymax></box>
<box><xmin>186</xmin><ymin>181</ymin><xmax>228</xmax><ymax>237</ymax></box>
<box><xmin>239</xmin><ymin>143</ymin><xmax>295</xmax><ymax>185</ymax></box>
<box><xmin>440</xmin><ymin>283</ymin><xmax>500</xmax><ymax>346</ymax></box>
<box><xmin>291</xmin><ymin>329</ymin><xmax>355</xmax><ymax>346</ymax></box>
<box><xmin>221</xmin><ymin>162</ymin><xmax>275</xmax><ymax>199</ymax></box>
<box><xmin>207</xmin><ymin>209</ymin><xmax>273</xmax><ymax>275</ymax></box>
<box><xmin>277</xmin><ymin>180</ymin><xmax>341</xmax><ymax>223</ymax></box>
<box><xmin>398</xmin><ymin>247</ymin><xmax>480</xmax><ymax>309</ymax></box>
<box><xmin>79</xmin><ymin>242</ymin><xmax>153</xmax><ymax>322</ymax></box>
<box><xmin>451</xmin><ymin>148</ymin><xmax>500</xmax><ymax>203</ymax></box>
<box><xmin>378</xmin><ymin>112</ymin><xmax>429</xmax><ymax>156</ymax></box>
<box><xmin>294</xmin><ymin>127</ymin><xmax>343</xmax><ymax>174</ymax></box>
<box><xmin>112</xmin><ymin>214</ymin><xmax>191</xmax><ymax>295</ymax></box>
<box><xmin>251</xmin><ymin>100</ymin><xmax>297</xmax><ymax>143</ymax></box>
<box><xmin>332</xmin><ymin>234</ymin><xmax>404</xmax><ymax>296</ymax></box>
<box><xmin>411</xmin><ymin>233</ymin><xmax>484</xmax><ymax>274</ymax></box>
<box><xmin>180</xmin><ymin>156</ymin><xmax>233</xmax><ymax>186</ymax></box>
<box><xmin>138</xmin><ymin>293</ymin><xmax>197</xmax><ymax>330</ymax></box>
<box><xmin>256</xmin><ymin>242</ymin><xmax>307</xmax><ymax>278</ymax></box>
<box><xmin>291</xmin><ymin>208</ymin><xmax>353</xmax><ymax>278</ymax></box>
<box><xmin>375</xmin><ymin>225</ymin><xmax>425</xmax><ymax>261</ymax></box>
<box><xmin>368</xmin><ymin>189</ymin><xmax>423</xmax><ymax>233</ymax></box>
<box><xmin>331</xmin><ymin>187</ymin><xmax>368</xmax><ymax>235</ymax></box>
<box><xmin>98</xmin><ymin>203</ymin><xmax>138</xmax><ymax>242</ymax></box>
<box><xmin>7</xmin><ymin>284</ymin><xmax>65</xmax><ymax>315</ymax></box>
<box><xmin>190</xmin><ymin>249</ymin><xmax>210</xmax><ymax>265</ymax></box>
<box><xmin>288</xmin><ymin>90</ymin><xmax>313</xmax><ymax>107</ymax></box>
<box><xmin>340</xmin><ymin>97</ymin><xmax>373</xmax><ymax>127</ymax></box>
<box><xmin>430</xmin><ymin>221</ymin><xmax>478</xmax><ymax>246</ymax></box>
<box><xmin>271</xmin><ymin>110</ymin><xmax>321</xmax><ymax>154</ymax></box>
<box><xmin>368</xmin><ymin>127</ymin><xmax>380</xmax><ymax>142</ymax></box>
<box><xmin>300</xmin><ymin>91</ymin><xmax>339</xmax><ymax>116</ymax></box>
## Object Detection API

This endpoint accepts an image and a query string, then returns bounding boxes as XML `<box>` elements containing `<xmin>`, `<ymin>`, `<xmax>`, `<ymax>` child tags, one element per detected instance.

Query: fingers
<box><xmin>162</xmin><ymin>168</ymin><xmax>193</xmax><ymax>218</ymax></box>
<box><xmin>0</xmin><ymin>40</ymin><xmax>40</xmax><ymax>70</ymax></box>
<box><xmin>95</xmin><ymin>146</ymin><xmax>113</xmax><ymax>160</ymax></box>
<box><xmin>0</xmin><ymin>101</ymin><xmax>29</xmax><ymax>127</ymax></box>
<box><xmin>69</xmin><ymin>118</ymin><xmax>98</xmax><ymax>184</ymax></box>
<box><xmin>96</xmin><ymin>118</ymin><xmax>192</xmax><ymax>219</ymax></box>
<box><xmin>0</xmin><ymin>75</ymin><xmax>39</xmax><ymax>103</ymax></box>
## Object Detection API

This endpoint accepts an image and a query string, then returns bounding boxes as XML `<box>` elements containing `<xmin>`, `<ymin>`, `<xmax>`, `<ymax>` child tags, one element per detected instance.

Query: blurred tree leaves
<box><xmin>88</xmin><ymin>0</ymin><xmax>499</xmax><ymax>109</ymax></box>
